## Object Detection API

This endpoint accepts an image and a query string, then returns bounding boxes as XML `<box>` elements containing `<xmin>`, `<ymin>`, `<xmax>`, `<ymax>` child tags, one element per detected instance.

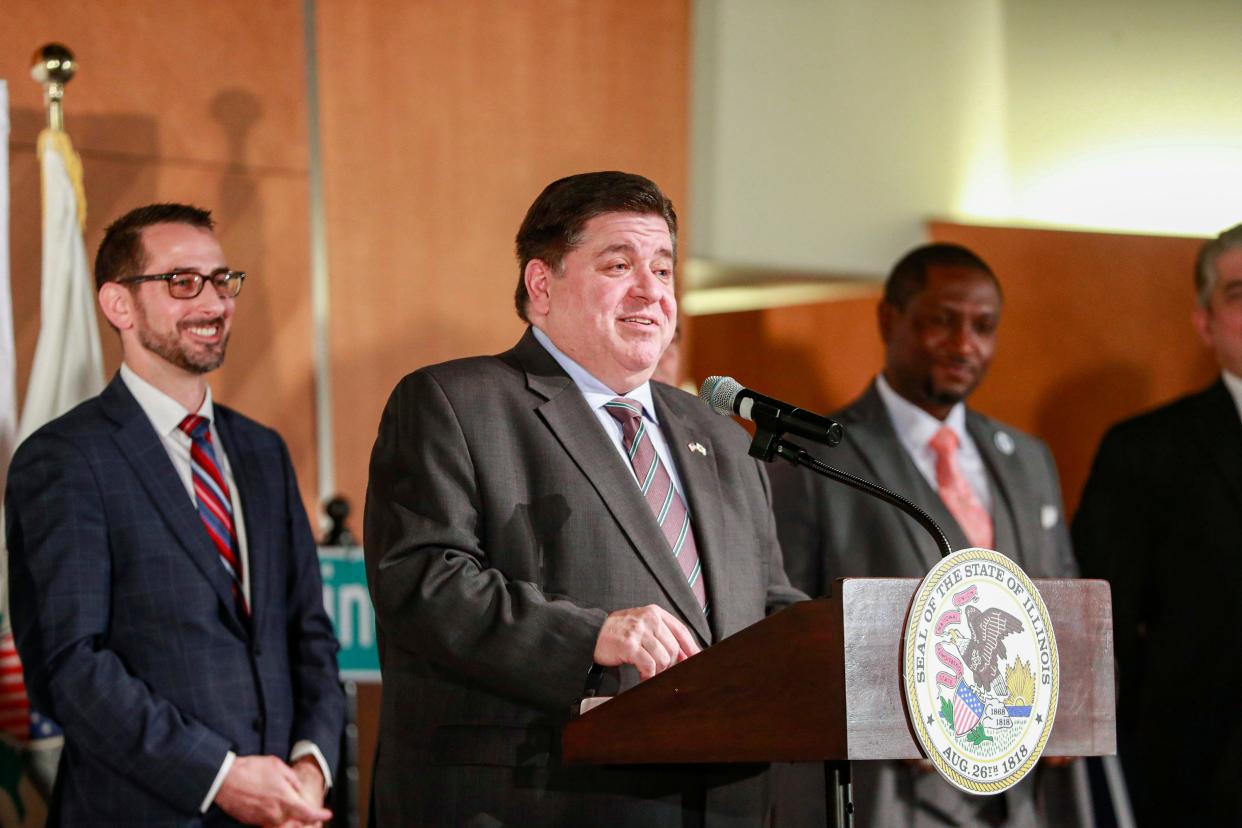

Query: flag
<box><xmin>952</xmin><ymin>680</ymin><xmax>986</xmax><ymax>736</ymax></box>
<box><xmin>16</xmin><ymin>128</ymin><xmax>104</xmax><ymax>444</ymax></box>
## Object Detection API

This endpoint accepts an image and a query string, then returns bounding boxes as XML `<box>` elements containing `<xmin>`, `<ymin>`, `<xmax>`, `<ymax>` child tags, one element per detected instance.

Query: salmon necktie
<box><xmin>928</xmin><ymin>425</ymin><xmax>994</xmax><ymax>549</ymax></box>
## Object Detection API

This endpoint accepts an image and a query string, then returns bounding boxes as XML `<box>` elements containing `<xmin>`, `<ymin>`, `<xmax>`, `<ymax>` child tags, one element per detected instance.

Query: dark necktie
<box><xmin>605</xmin><ymin>398</ymin><xmax>708</xmax><ymax>612</ymax></box>
<box><xmin>178</xmin><ymin>414</ymin><xmax>248</xmax><ymax>616</ymax></box>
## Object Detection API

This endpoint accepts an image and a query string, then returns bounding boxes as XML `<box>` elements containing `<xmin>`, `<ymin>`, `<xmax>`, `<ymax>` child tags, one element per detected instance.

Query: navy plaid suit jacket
<box><xmin>5</xmin><ymin>375</ymin><xmax>344</xmax><ymax>826</ymax></box>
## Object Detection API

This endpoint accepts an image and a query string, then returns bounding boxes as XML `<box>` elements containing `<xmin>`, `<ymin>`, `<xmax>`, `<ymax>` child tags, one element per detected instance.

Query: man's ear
<box><xmin>877</xmin><ymin>299</ymin><xmax>896</xmax><ymax>344</ymax></box>
<box><xmin>1192</xmin><ymin>304</ymin><xmax>1214</xmax><ymax>350</ymax></box>
<box><xmin>524</xmin><ymin>259</ymin><xmax>554</xmax><ymax>318</ymax></box>
<box><xmin>98</xmin><ymin>282</ymin><xmax>135</xmax><ymax>331</ymax></box>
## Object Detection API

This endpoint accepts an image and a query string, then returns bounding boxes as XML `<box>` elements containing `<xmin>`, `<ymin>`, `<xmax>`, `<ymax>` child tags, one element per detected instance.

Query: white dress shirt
<box><xmin>118</xmin><ymin>365</ymin><xmax>330</xmax><ymax>811</ymax></box>
<box><xmin>532</xmin><ymin>326</ymin><xmax>688</xmax><ymax>499</ymax></box>
<box><xmin>1223</xmin><ymin>369</ymin><xmax>1242</xmax><ymax>423</ymax></box>
<box><xmin>874</xmin><ymin>373</ymin><xmax>993</xmax><ymax>513</ymax></box>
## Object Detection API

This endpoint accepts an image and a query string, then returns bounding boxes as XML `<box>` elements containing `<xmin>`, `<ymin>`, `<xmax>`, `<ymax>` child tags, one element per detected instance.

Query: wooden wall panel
<box><xmin>687</xmin><ymin>293</ymin><xmax>883</xmax><ymax>419</ymax></box>
<box><xmin>317</xmin><ymin>0</ymin><xmax>692</xmax><ymax>516</ymax></box>
<box><xmin>3</xmin><ymin>0</ymin><xmax>318</xmax><ymax>509</ymax></box>
<box><xmin>928</xmin><ymin>222</ymin><xmax>1214</xmax><ymax>512</ymax></box>
<box><xmin>688</xmin><ymin>224</ymin><xmax>1213</xmax><ymax>516</ymax></box>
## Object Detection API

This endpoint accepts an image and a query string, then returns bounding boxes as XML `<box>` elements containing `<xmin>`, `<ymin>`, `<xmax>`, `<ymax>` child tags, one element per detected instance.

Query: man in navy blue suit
<box><xmin>5</xmin><ymin>204</ymin><xmax>344</xmax><ymax>826</ymax></box>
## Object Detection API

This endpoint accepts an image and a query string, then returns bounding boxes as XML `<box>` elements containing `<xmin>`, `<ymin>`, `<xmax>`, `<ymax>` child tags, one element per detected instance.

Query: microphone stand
<box><xmin>749</xmin><ymin>426</ymin><xmax>953</xmax><ymax>559</ymax></box>
<box><xmin>748</xmin><ymin>424</ymin><xmax>955</xmax><ymax>828</ymax></box>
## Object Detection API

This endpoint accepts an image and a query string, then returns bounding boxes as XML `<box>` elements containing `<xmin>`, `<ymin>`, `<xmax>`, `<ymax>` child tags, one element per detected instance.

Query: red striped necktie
<box><xmin>179</xmin><ymin>415</ymin><xmax>248</xmax><ymax>616</ymax></box>
<box><xmin>605</xmin><ymin>398</ymin><xmax>708</xmax><ymax>613</ymax></box>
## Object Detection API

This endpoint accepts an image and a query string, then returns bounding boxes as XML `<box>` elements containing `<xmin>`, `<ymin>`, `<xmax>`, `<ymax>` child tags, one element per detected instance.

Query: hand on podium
<box><xmin>593</xmin><ymin>605</ymin><xmax>701</xmax><ymax>680</ymax></box>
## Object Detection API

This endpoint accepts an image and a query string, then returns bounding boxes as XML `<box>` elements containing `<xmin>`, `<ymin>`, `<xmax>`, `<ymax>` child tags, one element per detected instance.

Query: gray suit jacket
<box><xmin>364</xmin><ymin>329</ymin><xmax>804</xmax><ymax>827</ymax></box>
<box><xmin>769</xmin><ymin>382</ymin><xmax>1082</xmax><ymax>828</ymax></box>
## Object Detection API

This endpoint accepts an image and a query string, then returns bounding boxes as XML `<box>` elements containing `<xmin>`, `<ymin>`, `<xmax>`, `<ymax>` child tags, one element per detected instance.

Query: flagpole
<box><xmin>30</xmin><ymin>43</ymin><xmax>76</xmax><ymax>133</ymax></box>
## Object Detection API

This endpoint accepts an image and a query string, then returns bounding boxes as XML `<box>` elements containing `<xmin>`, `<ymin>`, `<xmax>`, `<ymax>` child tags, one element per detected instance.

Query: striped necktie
<box><xmin>604</xmin><ymin>398</ymin><xmax>708</xmax><ymax>612</ymax></box>
<box><xmin>179</xmin><ymin>415</ymin><xmax>248</xmax><ymax>616</ymax></box>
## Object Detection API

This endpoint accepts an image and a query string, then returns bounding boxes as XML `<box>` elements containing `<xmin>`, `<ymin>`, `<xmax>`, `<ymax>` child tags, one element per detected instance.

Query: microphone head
<box><xmin>699</xmin><ymin>376</ymin><xmax>742</xmax><ymax>416</ymax></box>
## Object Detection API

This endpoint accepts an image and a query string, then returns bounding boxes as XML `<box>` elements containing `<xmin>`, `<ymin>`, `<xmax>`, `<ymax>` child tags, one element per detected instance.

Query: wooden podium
<box><xmin>563</xmin><ymin>578</ymin><xmax>1115</xmax><ymax>823</ymax></box>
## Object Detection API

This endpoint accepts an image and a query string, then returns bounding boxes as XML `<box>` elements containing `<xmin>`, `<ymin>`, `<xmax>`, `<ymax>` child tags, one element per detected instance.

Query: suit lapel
<box><xmin>101</xmin><ymin>378</ymin><xmax>247</xmax><ymax>637</ymax></box>
<box><xmin>214</xmin><ymin>409</ymin><xmax>269</xmax><ymax>628</ymax></box>
<box><xmin>842</xmin><ymin>385</ymin><xmax>966</xmax><ymax>567</ymax></box>
<box><xmin>515</xmin><ymin>332</ymin><xmax>712</xmax><ymax>643</ymax></box>
<box><xmin>654</xmin><ymin>388</ymin><xmax>722</xmax><ymax>643</ymax></box>
<box><xmin>1189</xmin><ymin>380</ymin><xmax>1242</xmax><ymax>514</ymax></box>
<box><xmin>968</xmin><ymin>413</ymin><xmax>1034</xmax><ymax>566</ymax></box>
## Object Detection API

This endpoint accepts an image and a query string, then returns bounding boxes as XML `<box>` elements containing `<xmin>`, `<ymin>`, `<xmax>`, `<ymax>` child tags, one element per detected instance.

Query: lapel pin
<box><xmin>993</xmin><ymin>431</ymin><xmax>1015</xmax><ymax>455</ymax></box>
<box><xmin>688</xmin><ymin>442</ymin><xmax>707</xmax><ymax>456</ymax></box>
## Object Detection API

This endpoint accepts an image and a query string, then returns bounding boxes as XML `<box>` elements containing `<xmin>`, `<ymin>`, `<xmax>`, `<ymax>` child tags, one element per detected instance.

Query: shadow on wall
<box><xmin>208</xmin><ymin>87</ymin><xmax>272</xmax><ymax>402</ymax></box>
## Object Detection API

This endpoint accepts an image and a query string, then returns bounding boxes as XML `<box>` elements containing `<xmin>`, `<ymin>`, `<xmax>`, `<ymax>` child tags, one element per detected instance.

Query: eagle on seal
<box><xmin>955</xmin><ymin>604</ymin><xmax>1024</xmax><ymax>690</ymax></box>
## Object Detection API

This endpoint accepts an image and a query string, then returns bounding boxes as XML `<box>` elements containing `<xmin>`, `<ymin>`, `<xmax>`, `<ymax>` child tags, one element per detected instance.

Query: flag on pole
<box><xmin>15</xmin><ymin>128</ymin><xmax>104</xmax><ymax>443</ymax></box>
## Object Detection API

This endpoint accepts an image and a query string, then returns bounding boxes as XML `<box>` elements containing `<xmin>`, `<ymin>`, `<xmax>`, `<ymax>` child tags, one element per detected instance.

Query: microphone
<box><xmin>699</xmin><ymin>376</ymin><xmax>844</xmax><ymax>448</ymax></box>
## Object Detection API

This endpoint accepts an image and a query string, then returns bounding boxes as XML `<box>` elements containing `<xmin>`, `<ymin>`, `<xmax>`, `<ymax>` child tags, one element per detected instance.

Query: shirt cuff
<box><xmin>291</xmin><ymin>740</ymin><xmax>333</xmax><ymax>792</ymax></box>
<box><xmin>201</xmin><ymin>750</ymin><xmax>236</xmax><ymax>813</ymax></box>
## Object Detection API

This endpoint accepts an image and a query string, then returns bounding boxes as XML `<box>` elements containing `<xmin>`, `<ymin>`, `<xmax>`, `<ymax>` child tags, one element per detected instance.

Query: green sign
<box><xmin>318</xmin><ymin>546</ymin><xmax>380</xmax><ymax>681</ymax></box>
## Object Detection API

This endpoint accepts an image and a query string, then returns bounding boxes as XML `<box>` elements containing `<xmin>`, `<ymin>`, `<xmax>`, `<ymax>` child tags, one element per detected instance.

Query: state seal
<box><xmin>901</xmin><ymin>547</ymin><xmax>1059</xmax><ymax>794</ymax></box>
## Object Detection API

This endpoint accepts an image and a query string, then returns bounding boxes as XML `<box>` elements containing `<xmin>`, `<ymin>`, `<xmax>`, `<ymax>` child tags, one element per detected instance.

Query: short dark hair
<box><xmin>883</xmin><ymin>243</ymin><xmax>1000</xmax><ymax>309</ymax></box>
<box><xmin>95</xmin><ymin>203</ymin><xmax>214</xmax><ymax>290</ymax></box>
<box><xmin>1194</xmin><ymin>223</ymin><xmax>1242</xmax><ymax>309</ymax></box>
<box><xmin>513</xmin><ymin>171</ymin><xmax>677</xmax><ymax>321</ymax></box>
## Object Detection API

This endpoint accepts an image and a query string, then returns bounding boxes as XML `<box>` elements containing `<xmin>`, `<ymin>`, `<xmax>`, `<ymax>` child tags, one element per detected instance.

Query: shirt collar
<box><xmin>1222</xmin><ymin>369</ymin><xmax>1242</xmax><ymax>422</ymax></box>
<box><xmin>874</xmin><ymin>372</ymin><xmax>967</xmax><ymax>450</ymax></box>
<box><xmin>119</xmin><ymin>362</ymin><xmax>216</xmax><ymax>437</ymax></box>
<box><xmin>531</xmin><ymin>325</ymin><xmax>658</xmax><ymax>423</ymax></box>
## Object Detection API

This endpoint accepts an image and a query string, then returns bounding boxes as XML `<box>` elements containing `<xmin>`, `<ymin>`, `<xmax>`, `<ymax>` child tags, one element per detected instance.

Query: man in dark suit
<box><xmin>769</xmin><ymin>244</ymin><xmax>1086</xmax><ymax>827</ymax></box>
<box><xmin>5</xmin><ymin>204</ymin><xmax>344</xmax><ymax>826</ymax></box>
<box><xmin>364</xmin><ymin>171</ymin><xmax>804</xmax><ymax>826</ymax></box>
<box><xmin>1073</xmin><ymin>224</ymin><xmax>1242</xmax><ymax>826</ymax></box>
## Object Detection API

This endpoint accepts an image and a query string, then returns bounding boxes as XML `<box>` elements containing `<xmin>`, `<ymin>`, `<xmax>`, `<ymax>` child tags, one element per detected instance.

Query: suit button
<box><xmin>252</xmin><ymin>645</ymin><xmax>263</xmax><ymax>658</ymax></box>
<box><xmin>252</xmin><ymin>717</ymin><xmax>264</xmax><ymax>732</ymax></box>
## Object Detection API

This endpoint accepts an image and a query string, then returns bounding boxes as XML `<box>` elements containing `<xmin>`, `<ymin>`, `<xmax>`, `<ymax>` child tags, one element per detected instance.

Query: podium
<box><xmin>563</xmin><ymin>578</ymin><xmax>1115</xmax><ymax>823</ymax></box>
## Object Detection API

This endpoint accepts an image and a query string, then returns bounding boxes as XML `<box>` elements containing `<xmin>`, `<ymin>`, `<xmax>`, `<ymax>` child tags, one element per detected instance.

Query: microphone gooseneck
<box><xmin>698</xmin><ymin>375</ymin><xmax>952</xmax><ymax>558</ymax></box>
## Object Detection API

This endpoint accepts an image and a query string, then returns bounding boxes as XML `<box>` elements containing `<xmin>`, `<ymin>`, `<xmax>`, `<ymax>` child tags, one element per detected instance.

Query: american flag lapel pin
<box><xmin>688</xmin><ymin>441</ymin><xmax>707</xmax><ymax>456</ymax></box>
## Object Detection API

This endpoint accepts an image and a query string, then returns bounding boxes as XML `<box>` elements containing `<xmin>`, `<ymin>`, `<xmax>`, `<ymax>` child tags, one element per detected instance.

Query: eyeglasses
<box><xmin>116</xmin><ymin>270</ymin><xmax>246</xmax><ymax>299</ymax></box>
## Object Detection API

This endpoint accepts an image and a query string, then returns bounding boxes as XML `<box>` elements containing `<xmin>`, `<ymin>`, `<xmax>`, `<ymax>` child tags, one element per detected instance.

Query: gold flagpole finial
<box><xmin>30</xmin><ymin>43</ymin><xmax>77</xmax><ymax>132</ymax></box>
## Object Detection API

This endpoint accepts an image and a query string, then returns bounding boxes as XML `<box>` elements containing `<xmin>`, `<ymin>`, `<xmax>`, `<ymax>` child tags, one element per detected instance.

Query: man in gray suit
<box><xmin>364</xmin><ymin>171</ymin><xmax>804</xmax><ymax>826</ymax></box>
<box><xmin>769</xmin><ymin>244</ymin><xmax>1086</xmax><ymax>827</ymax></box>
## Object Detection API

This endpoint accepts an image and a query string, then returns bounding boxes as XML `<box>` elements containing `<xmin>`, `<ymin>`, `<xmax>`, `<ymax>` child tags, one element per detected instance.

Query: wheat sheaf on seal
<box><xmin>902</xmin><ymin>547</ymin><xmax>1060</xmax><ymax>795</ymax></box>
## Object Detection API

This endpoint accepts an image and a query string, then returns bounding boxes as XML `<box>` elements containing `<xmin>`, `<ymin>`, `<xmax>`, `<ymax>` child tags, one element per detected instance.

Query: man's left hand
<box><xmin>269</xmin><ymin>757</ymin><xmax>327</xmax><ymax>828</ymax></box>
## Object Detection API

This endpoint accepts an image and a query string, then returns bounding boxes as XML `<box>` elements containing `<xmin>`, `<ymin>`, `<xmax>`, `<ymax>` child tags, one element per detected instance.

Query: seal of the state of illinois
<box><xmin>902</xmin><ymin>547</ymin><xmax>1059</xmax><ymax>794</ymax></box>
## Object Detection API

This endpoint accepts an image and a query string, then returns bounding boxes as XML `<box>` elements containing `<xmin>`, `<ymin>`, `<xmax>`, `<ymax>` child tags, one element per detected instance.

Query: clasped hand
<box><xmin>215</xmin><ymin>754</ymin><xmax>331</xmax><ymax>827</ymax></box>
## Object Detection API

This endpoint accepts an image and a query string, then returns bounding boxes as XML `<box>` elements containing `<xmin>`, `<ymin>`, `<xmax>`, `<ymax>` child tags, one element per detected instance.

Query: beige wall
<box><xmin>690</xmin><ymin>0</ymin><xmax>1242</xmax><ymax>281</ymax></box>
